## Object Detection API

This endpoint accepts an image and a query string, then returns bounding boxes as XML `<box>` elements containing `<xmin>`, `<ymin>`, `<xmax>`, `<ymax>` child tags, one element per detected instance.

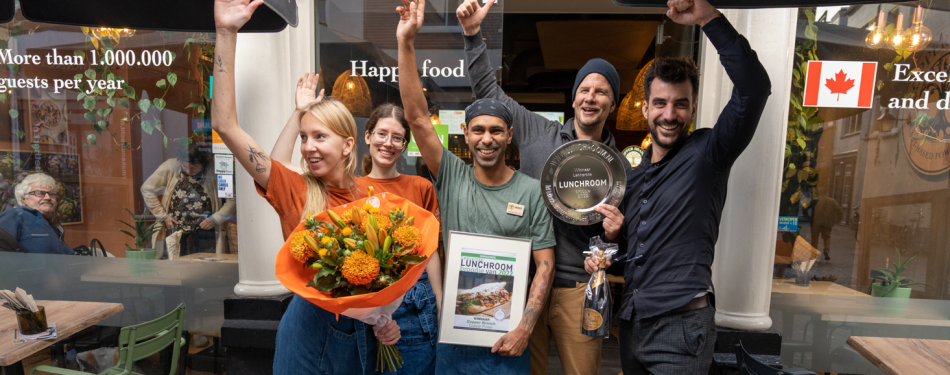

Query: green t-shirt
<box><xmin>433</xmin><ymin>149</ymin><xmax>556</xmax><ymax>251</ymax></box>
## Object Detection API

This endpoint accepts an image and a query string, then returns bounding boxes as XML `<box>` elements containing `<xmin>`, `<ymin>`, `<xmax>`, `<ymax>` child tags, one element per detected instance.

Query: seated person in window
<box><xmin>0</xmin><ymin>173</ymin><xmax>73</xmax><ymax>254</ymax></box>
<box><xmin>142</xmin><ymin>144</ymin><xmax>236</xmax><ymax>256</ymax></box>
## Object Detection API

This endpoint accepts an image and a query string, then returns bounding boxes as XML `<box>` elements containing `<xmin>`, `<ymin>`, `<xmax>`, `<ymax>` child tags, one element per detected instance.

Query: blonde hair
<box><xmin>298</xmin><ymin>98</ymin><xmax>359</xmax><ymax>220</ymax></box>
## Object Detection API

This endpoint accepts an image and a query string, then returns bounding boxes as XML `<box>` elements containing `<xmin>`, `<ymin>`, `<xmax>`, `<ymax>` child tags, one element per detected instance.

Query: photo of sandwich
<box><xmin>456</xmin><ymin>282</ymin><xmax>511</xmax><ymax>315</ymax></box>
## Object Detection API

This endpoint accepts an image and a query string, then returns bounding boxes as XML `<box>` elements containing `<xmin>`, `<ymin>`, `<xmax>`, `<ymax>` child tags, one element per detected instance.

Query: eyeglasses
<box><xmin>371</xmin><ymin>131</ymin><xmax>407</xmax><ymax>149</ymax></box>
<box><xmin>27</xmin><ymin>190</ymin><xmax>59</xmax><ymax>199</ymax></box>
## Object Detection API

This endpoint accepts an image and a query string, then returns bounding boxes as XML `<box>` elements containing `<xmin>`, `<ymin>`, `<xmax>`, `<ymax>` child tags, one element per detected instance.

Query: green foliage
<box><xmin>117</xmin><ymin>208</ymin><xmax>165</xmax><ymax>250</ymax></box>
<box><xmin>872</xmin><ymin>248</ymin><xmax>930</xmax><ymax>297</ymax></box>
<box><xmin>782</xmin><ymin>8</ymin><xmax>822</xmax><ymax>218</ymax></box>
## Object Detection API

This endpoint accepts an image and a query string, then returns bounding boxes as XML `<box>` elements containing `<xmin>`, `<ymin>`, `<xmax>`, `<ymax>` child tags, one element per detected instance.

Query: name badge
<box><xmin>506</xmin><ymin>202</ymin><xmax>525</xmax><ymax>217</ymax></box>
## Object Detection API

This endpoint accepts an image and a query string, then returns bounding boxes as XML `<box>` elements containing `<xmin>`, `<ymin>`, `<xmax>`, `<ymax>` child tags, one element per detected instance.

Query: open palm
<box><xmin>295</xmin><ymin>71</ymin><xmax>325</xmax><ymax>111</ymax></box>
<box><xmin>396</xmin><ymin>0</ymin><xmax>425</xmax><ymax>41</ymax></box>
<box><xmin>214</xmin><ymin>0</ymin><xmax>264</xmax><ymax>31</ymax></box>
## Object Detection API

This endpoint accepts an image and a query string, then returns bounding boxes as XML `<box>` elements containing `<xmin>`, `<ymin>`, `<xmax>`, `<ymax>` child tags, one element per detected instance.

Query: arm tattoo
<box><xmin>215</xmin><ymin>55</ymin><xmax>226</xmax><ymax>73</ymax></box>
<box><xmin>520</xmin><ymin>260</ymin><xmax>551</xmax><ymax>330</ymax></box>
<box><xmin>246</xmin><ymin>145</ymin><xmax>269</xmax><ymax>173</ymax></box>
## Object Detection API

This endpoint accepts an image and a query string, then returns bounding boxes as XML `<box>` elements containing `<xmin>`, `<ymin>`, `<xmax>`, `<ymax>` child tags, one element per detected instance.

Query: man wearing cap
<box><xmin>397</xmin><ymin>1</ymin><xmax>555</xmax><ymax>373</ymax></box>
<box><xmin>456</xmin><ymin>1</ymin><xmax>629</xmax><ymax>373</ymax></box>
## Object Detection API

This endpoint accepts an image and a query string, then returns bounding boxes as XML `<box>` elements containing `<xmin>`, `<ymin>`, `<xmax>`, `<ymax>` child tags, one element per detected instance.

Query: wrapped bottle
<box><xmin>582</xmin><ymin>237</ymin><xmax>617</xmax><ymax>338</ymax></box>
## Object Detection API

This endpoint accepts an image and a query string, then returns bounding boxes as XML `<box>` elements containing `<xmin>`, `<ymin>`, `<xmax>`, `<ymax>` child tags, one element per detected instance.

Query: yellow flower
<box><xmin>321</xmin><ymin>236</ymin><xmax>333</xmax><ymax>246</ymax></box>
<box><xmin>362</xmin><ymin>203</ymin><xmax>374</xmax><ymax>211</ymax></box>
<box><xmin>392</xmin><ymin>225</ymin><xmax>420</xmax><ymax>248</ymax></box>
<box><xmin>369</xmin><ymin>207</ymin><xmax>380</xmax><ymax>215</ymax></box>
<box><xmin>289</xmin><ymin>232</ymin><xmax>313</xmax><ymax>263</ymax></box>
<box><xmin>341</xmin><ymin>227</ymin><xmax>352</xmax><ymax>236</ymax></box>
<box><xmin>318</xmin><ymin>248</ymin><xmax>328</xmax><ymax>257</ymax></box>
<box><xmin>341</xmin><ymin>251</ymin><xmax>380</xmax><ymax>286</ymax></box>
<box><xmin>360</xmin><ymin>213</ymin><xmax>392</xmax><ymax>234</ymax></box>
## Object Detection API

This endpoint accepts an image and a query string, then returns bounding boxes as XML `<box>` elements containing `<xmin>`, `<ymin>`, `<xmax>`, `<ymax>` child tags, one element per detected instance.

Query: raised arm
<box><xmin>271</xmin><ymin>72</ymin><xmax>325</xmax><ymax>174</ymax></box>
<box><xmin>668</xmin><ymin>0</ymin><xmax>771</xmax><ymax>168</ymax></box>
<box><xmin>397</xmin><ymin>0</ymin><xmax>444</xmax><ymax>176</ymax></box>
<box><xmin>212</xmin><ymin>0</ymin><xmax>275</xmax><ymax>188</ymax></box>
<box><xmin>457</xmin><ymin>0</ymin><xmax>560</xmax><ymax>145</ymax></box>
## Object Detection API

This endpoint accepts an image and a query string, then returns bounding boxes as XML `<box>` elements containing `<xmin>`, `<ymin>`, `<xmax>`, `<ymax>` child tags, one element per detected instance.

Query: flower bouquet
<box><xmin>275</xmin><ymin>190</ymin><xmax>439</xmax><ymax>372</ymax></box>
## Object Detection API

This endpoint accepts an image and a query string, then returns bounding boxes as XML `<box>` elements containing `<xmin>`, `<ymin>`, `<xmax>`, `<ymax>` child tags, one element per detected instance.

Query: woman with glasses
<box><xmin>272</xmin><ymin>73</ymin><xmax>445</xmax><ymax>375</ymax></box>
<box><xmin>0</xmin><ymin>172</ymin><xmax>73</xmax><ymax>254</ymax></box>
<box><xmin>213</xmin><ymin>1</ymin><xmax>400</xmax><ymax>373</ymax></box>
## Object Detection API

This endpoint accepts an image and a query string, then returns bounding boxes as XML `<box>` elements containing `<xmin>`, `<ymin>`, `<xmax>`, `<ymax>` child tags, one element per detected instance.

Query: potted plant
<box><xmin>870</xmin><ymin>248</ymin><xmax>929</xmax><ymax>298</ymax></box>
<box><xmin>118</xmin><ymin>208</ymin><xmax>164</xmax><ymax>260</ymax></box>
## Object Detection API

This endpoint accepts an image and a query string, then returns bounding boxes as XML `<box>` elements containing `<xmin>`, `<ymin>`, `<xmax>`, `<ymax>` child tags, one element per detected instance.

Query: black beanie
<box><xmin>572</xmin><ymin>58</ymin><xmax>621</xmax><ymax>105</ymax></box>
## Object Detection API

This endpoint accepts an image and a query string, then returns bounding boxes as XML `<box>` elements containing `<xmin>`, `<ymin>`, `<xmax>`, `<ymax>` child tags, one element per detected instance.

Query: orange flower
<box><xmin>289</xmin><ymin>232</ymin><xmax>313</xmax><ymax>263</ymax></box>
<box><xmin>341</xmin><ymin>251</ymin><xmax>380</xmax><ymax>286</ymax></box>
<box><xmin>341</xmin><ymin>227</ymin><xmax>352</xmax><ymax>236</ymax></box>
<box><xmin>392</xmin><ymin>225</ymin><xmax>420</xmax><ymax>248</ymax></box>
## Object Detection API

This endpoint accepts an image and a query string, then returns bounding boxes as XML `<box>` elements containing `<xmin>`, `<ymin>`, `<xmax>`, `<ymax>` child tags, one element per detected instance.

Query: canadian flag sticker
<box><xmin>802</xmin><ymin>61</ymin><xmax>877</xmax><ymax>108</ymax></box>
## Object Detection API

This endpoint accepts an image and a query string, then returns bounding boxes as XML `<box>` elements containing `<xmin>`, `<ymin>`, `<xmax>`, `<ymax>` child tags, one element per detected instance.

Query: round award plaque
<box><xmin>622</xmin><ymin>145</ymin><xmax>644</xmax><ymax>168</ymax></box>
<box><xmin>541</xmin><ymin>140</ymin><xmax>626</xmax><ymax>225</ymax></box>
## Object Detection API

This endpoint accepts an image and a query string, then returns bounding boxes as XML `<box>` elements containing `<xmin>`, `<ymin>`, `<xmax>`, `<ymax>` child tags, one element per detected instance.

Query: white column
<box><xmin>233</xmin><ymin>0</ymin><xmax>316</xmax><ymax>297</ymax></box>
<box><xmin>697</xmin><ymin>8</ymin><xmax>797</xmax><ymax>330</ymax></box>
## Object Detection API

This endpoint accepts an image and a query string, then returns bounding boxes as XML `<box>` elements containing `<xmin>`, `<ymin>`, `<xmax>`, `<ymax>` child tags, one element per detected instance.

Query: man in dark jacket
<box><xmin>0</xmin><ymin>172</ymin><xmax>73</xmax><ymax>254</ymax></box>
<box><xmin>585</xmin><ymin>0</ymin><xmax>771</xmax><ymax>373</ymax></box>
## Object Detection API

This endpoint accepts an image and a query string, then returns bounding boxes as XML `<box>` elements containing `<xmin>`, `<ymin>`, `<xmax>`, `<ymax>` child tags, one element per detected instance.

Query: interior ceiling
<box><xmin>536</xmin><ymin>20</ymin><xmax>660</xmax><ymax>70</ymax></box>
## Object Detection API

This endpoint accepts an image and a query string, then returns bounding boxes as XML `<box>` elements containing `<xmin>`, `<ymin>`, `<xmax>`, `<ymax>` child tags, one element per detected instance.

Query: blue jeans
<box><xmin>274</xmin><ymin>295</ymin><xmax>378</xmax><ymax>375</ymax></box>
<box><xmin>382</xmin><ymin>272</ymin><xmax>438</xmax><ymax>375</ymax></box>
<box><xmin>434</xmin><ymin>343</ymin><xmax>529</xmax><ymax>375</ymax></box>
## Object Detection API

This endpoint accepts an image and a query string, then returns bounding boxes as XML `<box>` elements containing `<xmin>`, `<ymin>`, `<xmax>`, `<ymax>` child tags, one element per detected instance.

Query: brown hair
<box><xmin>365</xmin><ymin>103</ymin><xmax>410</xmax><ymax>145</ymax></box>
<box><xmin>643</xmin><ymin>57</ymin><xmax>700</xmax><ymax>101</ymax></box>
<box><xmin>298</xmin><ymin>98</ymin><xmax>359</xmax><ymax>220</ymax></box>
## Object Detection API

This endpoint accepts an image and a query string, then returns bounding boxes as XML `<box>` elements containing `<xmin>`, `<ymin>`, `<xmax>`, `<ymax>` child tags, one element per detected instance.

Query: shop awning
<box><xmin>4</xmin><ymin>0</ymin><xmax>296</xmax><ymax>32</ymax></box>
<box><xmin>613</xmin><ymin>0</ymin><xmax>894</xmax><ymax>8</ymax></box>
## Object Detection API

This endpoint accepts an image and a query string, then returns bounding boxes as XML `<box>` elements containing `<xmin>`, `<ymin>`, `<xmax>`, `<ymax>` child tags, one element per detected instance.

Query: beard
<box><xmin>648</xmin><ymin>118</ymin><xmax>689</xmax><ymax>151</ymax></box>
<box><xmin>471</xmin><ymin>142</ymin><xmax>507</xmax><ymax>170</ymax></box>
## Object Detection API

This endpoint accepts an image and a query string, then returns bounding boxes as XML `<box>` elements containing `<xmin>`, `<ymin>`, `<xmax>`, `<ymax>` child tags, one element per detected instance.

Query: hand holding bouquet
<box><xmin>276</xmin><ymin>190</ymin><xmax>439</xmax><ymax>372</ymax></box>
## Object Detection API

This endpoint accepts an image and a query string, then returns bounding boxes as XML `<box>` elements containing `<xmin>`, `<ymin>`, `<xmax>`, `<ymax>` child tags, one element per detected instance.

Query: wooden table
<box><xmin>771</xmin><ymin>279</ymin><xmax>868</xmax><ymax>297</ymax></box>
<box><xmin>179</xmin><ymin>253</ymin><xmax>238</xmax><ymax>263</ymax></box>
<box><xmin>848</xmin><ymin>336</ymin><xmax>950</xmax><ymax>375</ymax></box>
<box><xmin>0</xmin><ymin>300</ymin><xmax>123</xmax><ymax>374</ymax></box>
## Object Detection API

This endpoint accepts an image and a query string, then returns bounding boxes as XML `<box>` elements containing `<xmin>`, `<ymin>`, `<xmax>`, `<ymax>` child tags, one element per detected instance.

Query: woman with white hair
<box><xmin>0</xmin><ymin>172</ymin><xmax>73</xmax><ymax>254</ymax></box>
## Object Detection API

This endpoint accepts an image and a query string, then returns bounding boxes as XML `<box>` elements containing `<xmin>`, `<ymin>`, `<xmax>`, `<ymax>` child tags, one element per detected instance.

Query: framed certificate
<box><xmin>439</xmin><ymin>231</ymin><xmax>533</xmax><ymax>347</ymax></box>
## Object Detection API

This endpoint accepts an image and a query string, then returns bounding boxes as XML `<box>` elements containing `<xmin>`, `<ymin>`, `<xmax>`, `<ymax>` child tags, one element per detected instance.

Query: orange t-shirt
<box><xmin>357</xmin><ymin>175</ymin><xmax>440</xmax><ymax>223</ymax></box>
<box><xmin>256</xmin><ymin>161</ymin><xmax>367</xmax><ymax>239</ymax></box>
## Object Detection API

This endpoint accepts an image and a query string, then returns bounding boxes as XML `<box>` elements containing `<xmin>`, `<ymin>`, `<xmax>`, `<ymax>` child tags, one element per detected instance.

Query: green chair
<box><xmin>31</xmin><ymin>304</ymin><xmax>187</xmax><ymax>375</ymax></box>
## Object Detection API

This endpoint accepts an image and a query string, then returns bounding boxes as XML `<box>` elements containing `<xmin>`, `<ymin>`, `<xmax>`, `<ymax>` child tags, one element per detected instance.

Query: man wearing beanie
<box><xmin>583</xmin><ymin>0</ymin><xmax>771</xmax><ymax>373</ymax></box>
<box><xmin>398</xmin><ymin>2</ymin><xmax>556</xmax><ymax>373</ymax></box>
<box><xmin>457</xmin><ymin>1</ymin><xmax>630</xmax><ymax>374</ymax></box>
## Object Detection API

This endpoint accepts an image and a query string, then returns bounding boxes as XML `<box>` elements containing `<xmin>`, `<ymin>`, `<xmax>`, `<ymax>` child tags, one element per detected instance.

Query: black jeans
<box><xmin>618</xmin><ymin>305</ymin><xmax>717</xmax><ymax>375</ymax></box>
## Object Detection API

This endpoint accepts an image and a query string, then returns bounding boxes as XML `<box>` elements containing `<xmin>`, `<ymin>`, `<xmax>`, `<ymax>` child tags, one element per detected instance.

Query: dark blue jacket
<box><xmin>0</xmin><ymin>206</ymin><xmax>74</xmax><ymax>255</ymax></box>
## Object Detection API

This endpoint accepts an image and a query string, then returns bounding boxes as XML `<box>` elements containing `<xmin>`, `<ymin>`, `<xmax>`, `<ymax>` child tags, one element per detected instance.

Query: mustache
<box><xmin>655</xmin><ymin>118</ymin><xmax>685</xmax><ymax>128</ymax></box>
<box><xmin>39</xmin><ymin>199</ymin><xmax>53</xmax><ymax>205</ymax></box>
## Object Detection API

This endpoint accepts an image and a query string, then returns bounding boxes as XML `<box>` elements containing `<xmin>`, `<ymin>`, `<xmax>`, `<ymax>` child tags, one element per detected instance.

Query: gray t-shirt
<box><xmin>433</xmin><ymin>150</ymin><xmax>556</xmax><ymax>252</ymax></box>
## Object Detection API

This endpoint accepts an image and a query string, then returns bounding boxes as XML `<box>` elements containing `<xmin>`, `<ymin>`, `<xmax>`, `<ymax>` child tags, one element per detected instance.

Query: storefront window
<box><xmin>0</xmin><ymin>8</ymin><xmax>237</xmax><ymax>333</ymax></box>
<box><xmin>775</xmin><ymin>4</ymin><xmax>950</xmax><ymax>373</ymax></box>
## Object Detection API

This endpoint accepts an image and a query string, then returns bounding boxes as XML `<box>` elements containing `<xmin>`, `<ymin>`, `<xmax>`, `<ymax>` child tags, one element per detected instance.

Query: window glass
<box><xmin>0</xmin><ymin>9</ymin><xmax>237</xmax><ymax>333</ymax></box>
<box><xmin>776</xmin><ymin>4</ymin><xmax>950</xmax><ymax>373</ymax></box>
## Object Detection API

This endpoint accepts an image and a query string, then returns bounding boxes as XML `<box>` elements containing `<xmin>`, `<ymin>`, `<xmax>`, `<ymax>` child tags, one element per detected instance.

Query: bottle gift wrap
<box><xmin>582</xmin><ymin>237</ymin><xmax>617</xmax><ymax>338</ymax></box>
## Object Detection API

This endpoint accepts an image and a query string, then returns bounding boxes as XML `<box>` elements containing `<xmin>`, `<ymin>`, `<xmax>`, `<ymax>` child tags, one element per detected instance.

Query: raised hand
<box><xmin>396</xmin><ymin>0</ymin><xmax>425</xmax><ymax>41</ymax></box>
<box><xmin>214</xmin><ymin>0</ymin><xmax>264</xmax><ymax>32</ymax></box>
<box><xmin>295</xmin><ymin>71</ymin><xmax>325</xmax><ymax>111</ymax></box>
<box><xmin>456</xmin><ymin>0</ymin><xmax>494</xmax><ymax>36</ymax></box>
<box><xmin>666</xmin><ymin>0</ymin><xmax>720</xmax><ymax>27</ymax></box>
